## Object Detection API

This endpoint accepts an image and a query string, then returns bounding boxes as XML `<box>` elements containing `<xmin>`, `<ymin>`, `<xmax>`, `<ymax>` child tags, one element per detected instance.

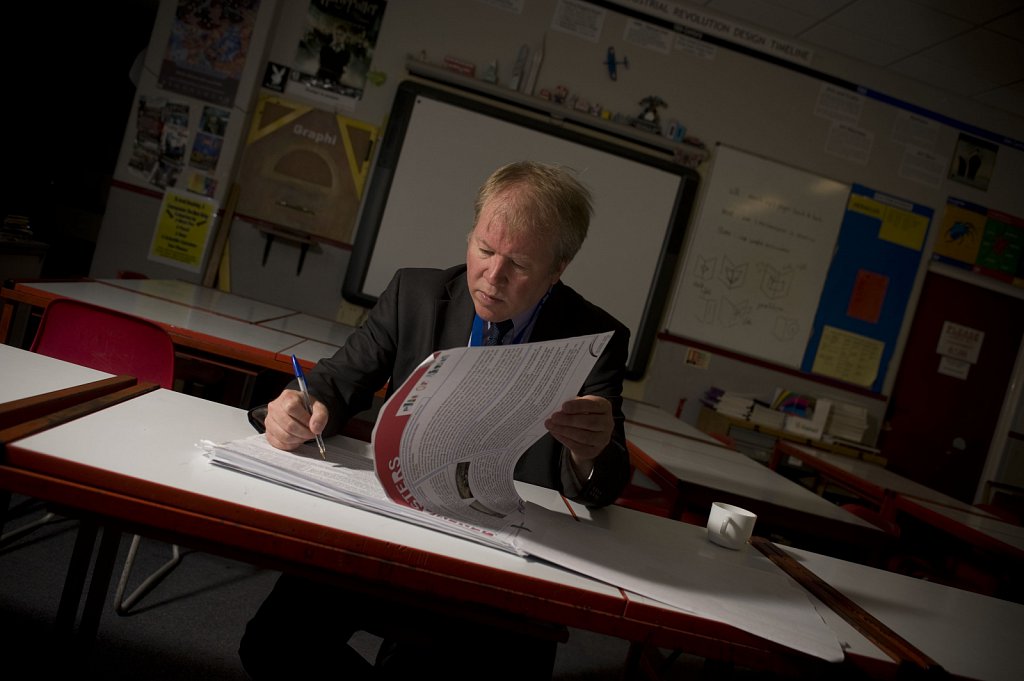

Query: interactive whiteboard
<box><xmin>344</xmin><ymin>81</ymin><xmax>700</xmax><ymax>378</ymax></box>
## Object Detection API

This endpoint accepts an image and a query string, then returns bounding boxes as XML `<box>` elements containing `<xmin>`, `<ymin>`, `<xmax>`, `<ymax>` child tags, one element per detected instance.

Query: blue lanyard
<box><xmin>470</xmin><ymin>289</ymin><xmax>550</xmax><ymax>347</ymax></box>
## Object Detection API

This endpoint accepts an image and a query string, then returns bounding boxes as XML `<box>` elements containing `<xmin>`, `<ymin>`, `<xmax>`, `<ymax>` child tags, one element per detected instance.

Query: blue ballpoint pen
<box><xmin>291</xmin><ymin>354</ymin><xmax>327</xmax><ymax>460</ymax></box>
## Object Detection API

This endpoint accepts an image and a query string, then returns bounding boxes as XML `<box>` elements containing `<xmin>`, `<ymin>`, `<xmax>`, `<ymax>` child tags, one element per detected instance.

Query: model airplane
<box><xmin>605</xmin><ymin>46</ymin><xmax>629</xmax><ymax>80</ymax></box>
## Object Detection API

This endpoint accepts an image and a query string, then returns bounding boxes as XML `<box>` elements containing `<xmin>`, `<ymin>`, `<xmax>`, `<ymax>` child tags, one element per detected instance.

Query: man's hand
<box><xmin>545</xmin><ymin>395</ymin><xmax>613</xmax><ymax>480</ymax></box>
<box><xmin>265</xmin><ymin>389</ymin><xmax>329</xmax><ymax>451</ymax></box>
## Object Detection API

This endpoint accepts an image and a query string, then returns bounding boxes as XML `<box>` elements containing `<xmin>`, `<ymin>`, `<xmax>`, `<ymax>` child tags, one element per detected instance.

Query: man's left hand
<box><xmin>545</xmin><ymin>395</ymin><xmax>613</xmax><ymax>480</ymax></box>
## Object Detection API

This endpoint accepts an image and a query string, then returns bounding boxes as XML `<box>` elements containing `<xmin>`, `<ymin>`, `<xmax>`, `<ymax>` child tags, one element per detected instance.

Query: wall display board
<box><xmin>666</xmin><ymin>145</ymin><xmax>850</xmax><ymax>368</ymax></box>
<box><xmin>803</xmin><ymin>185</ymin><xmax>933</xmax><ymax>393</ymax></box>
<box><xmin>234</xmin><ymin>95</ymin><xmax>379</xmax><ymax>245</ymax></box>
<box><xmin>931</xmin><ymin>198</ymin><xmax>1024</xmax><ymax>288</ymax></box>
<box><xmin>343</xmin><ymin>81</ymin><xmax>700</xmax><ymax>378</ymax></box>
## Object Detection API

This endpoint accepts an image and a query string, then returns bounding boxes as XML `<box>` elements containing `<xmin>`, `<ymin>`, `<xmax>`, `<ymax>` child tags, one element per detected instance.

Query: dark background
<box><xmin>1</xmin><ymin>2</ymin><xmax>159</xmax><ymax>278</ymax></box>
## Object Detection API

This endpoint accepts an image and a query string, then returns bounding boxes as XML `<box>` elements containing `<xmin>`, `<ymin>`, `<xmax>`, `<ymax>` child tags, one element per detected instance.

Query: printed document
<box><xmin>203</xmin><ymin>332</ymin><xmax>613</xmax><ymax>553</ymax></box>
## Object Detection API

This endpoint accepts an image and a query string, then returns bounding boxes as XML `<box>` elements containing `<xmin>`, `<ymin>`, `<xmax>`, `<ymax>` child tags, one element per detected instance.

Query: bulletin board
<box><xmin>665</xmin><ymin>145</ymin><xmax>850</xmax><ymax>368</ymax></box>
<box><xmin>803</xmin><ymin>185</ymin><xmax>933</xmax><ymax>392</ymax></box>
<box><xmin>666</xmin><ymin>146</ymin><xmax>933</xmax><ymax>393</ymax></box>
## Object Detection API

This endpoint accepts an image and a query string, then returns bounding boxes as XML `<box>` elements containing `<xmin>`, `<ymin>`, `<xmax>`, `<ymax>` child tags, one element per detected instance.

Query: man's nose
<box><xmin>485</xmin><ymin>257</ymin><xmax>511</xmax><ymax>282</ymax></box>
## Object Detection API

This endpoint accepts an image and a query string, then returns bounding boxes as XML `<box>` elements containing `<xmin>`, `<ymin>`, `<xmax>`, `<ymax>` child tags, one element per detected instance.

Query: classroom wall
<box><xmin>94</xmin><ymin>0</ymin><xmax>1024</xmax><ymax>441</ymax></box>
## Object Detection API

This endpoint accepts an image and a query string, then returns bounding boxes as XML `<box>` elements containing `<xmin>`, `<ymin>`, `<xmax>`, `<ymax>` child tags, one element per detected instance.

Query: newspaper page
<box><xmin>203</xmin><ymin>332</ymin><xmax>611</xmax><ymax>552</ymax></box>
<box><xmin>373</xmin><ymin>333</ymin><xmax>612</xmax><ymax>528</ymax></box>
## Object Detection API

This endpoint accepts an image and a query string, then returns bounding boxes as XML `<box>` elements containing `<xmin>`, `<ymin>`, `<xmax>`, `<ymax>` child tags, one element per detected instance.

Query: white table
<box><xmin>626</xmin><ymin>426</ymin><xmax>882</xmax><ymax>558</ymax></box>
<box><xmin>258</xmin><ymin>311</ymin><xmax>358</xmax><ymax>347</ymax></box>
<box><xmin>622</xmin><ymin>398</ymin><xmax>722</xmax><ymax>445</ymax></box>
<box><xmin>773</xmin><ymin>441</ymin><xmax>991</xmax><ymax>515</ymax></box>
<box><xmin>575</xmin><ymin>500</ymin><xmax>1024</xmax><ymax>681</ymax></box>
<box><xmin>0</xmin><ymin>343</ymin><xmax>114</xmax><ymax>403</ymax></box>
<box><xmin>0</xmin><ymin>388</ymin><xmax>874</xmax><ymax>675</ymax></box>
<box><xmin>97</xmin><ymin>278</ymin><xmax>296</xmax><ymax>323</ymax></box>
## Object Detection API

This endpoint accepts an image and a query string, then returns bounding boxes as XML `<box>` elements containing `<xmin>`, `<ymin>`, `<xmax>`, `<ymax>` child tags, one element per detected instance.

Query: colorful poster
<box><xmin>158</xmin><ymin>0</ymin><xmax>261</xmax><ymax>107</ymax></box>
<box><xmin>803</xmin><ymin>184</ymin><xmax>932</xmax><ymax>392</ymax></box>
<box><xmin>932</xmin><ymin>198</ymin><xmax>1024</xmax><ymax>287</ymax></box>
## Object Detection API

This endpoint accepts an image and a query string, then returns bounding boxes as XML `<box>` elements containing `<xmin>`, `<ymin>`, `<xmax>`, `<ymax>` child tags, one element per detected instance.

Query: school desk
<box><xmin>625</xmin><ymin>425</ymin><xmax>885</xmax><ymax>560</ymax></box>
<box><xmin>0</xmin><ymin>387</ymin><xmax>874</xmax><ymax>676</ymax></box>
<box><xmin>622</xmin><ymin>398</ymin><xmax>724</xmax><ymax>446</ymax></box>
<box><xmin>573</xmin><ymin>499</ymin><xmax>1024</xmax><ymax>681</ymax></box>
<box><xmin>0</xmin><ymin>344</ymin><xmax>142</xmax><ymax>429</ymax></box>
<box><xmin>0</xmin><ymin>280</ymin><xmax>348</xmax><ymax>407</ymax></box>
<box><xmin>97</xmin><ymin>277</ymin><xmax>296</xmax><ymax>323</ymax></box>
<box><xmin>771</xmin><ymin>441</ymin><xmax>996</xmax><ymax>516</ymax></box>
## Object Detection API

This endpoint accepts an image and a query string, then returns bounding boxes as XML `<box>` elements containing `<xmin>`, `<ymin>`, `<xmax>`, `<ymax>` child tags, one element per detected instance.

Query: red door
<box><xmin>880</xmin><ymin>270</ymin><xmax>1024</xmax><ymax>503</ymax></box>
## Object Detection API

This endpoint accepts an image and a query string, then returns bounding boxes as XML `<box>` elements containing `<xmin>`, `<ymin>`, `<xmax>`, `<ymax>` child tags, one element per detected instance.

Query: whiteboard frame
<box><xmin>343</xmin><ymin>80</ymin><xmax>700</xmax><ymax>379</ymax></box>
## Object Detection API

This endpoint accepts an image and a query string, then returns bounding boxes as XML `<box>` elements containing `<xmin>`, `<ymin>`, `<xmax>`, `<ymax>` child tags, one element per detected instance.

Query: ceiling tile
<box><xmin>912</xmin><ymin>28</ymin><xmax>1024</xmax><ymax>84</ymax></box>
<box><xmin>912</xmin><ymin>0</ymin><xmax>1024</xmax><ymax>25</ymax></box>
<box><xmin>973</xmin><ymin>83</ymin><xmax>1024</xmax><ymax>116</ymax></box>
<box><xmin>704</xmin><ymin>0</ymin><xmax>821</xmax><ymax>34</ymax></box>
<box><xmin>800</xmin><ymin>22</ymin><xmax>913</xmax><ymax>66</ymax></box>
<box><xmin>891</xmin><ymin>52</ymin><xmax>1000</xmax><ymax>97</ymax></box>
<box><xmin>986</xmin><ymin>7</ymin><xmax>1024</xmax><ymax>39</ymax></box>
<box><xmin>824</xmin><ymin>0</ymin><xmax>972</xmax><ymax>52</ymax></box>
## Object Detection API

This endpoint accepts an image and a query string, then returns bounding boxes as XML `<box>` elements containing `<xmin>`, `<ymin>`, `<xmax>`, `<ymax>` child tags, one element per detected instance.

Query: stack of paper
<box><xmin>826</xmin><ymin>401</ymin><xmax>871</xmax><ymax>444</ymax></box>
<box><xmin>749</xmin><ymin>403</ymin><xmax>786</xmax><ymax>429</ymax></box>
<box><xmin>703</xmin><ymin>386</ymin><xmax>756</xmax><ymax>419</ymax></box>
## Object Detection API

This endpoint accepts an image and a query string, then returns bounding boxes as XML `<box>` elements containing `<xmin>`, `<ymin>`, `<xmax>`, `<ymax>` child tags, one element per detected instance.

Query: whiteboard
<box><xmin>344</xmin><ymin>81</ymin><xmax>700</xmax><ymax>378</ymax></box>
<box><xmin>666</xmin><ymin>145</ymin><xmax>850</xmax><ymax>367</ymax></box>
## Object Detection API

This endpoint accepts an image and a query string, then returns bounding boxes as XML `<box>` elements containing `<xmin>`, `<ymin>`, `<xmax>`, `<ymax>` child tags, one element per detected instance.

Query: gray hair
<box><xmin>472</xmin><ymin>161</ymin><xmax>592</xmax><ymax>271</ymax></box>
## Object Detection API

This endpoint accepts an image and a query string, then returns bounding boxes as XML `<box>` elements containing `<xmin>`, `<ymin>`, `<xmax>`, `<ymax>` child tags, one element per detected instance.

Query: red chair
<box><xmin>31</xmin><ymin>298</ymin><xmax>175</xmax><ymax>388</ymax></box>
<box><xmin>26</xmin><ymin>297</ymin><xmax>180</xmax><ymax>614</ymax></box>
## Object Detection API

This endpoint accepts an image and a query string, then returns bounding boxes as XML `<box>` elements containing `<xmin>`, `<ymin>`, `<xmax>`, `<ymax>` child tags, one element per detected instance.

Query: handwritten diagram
<box><xmin>668</xmin><ymin>145</ymin><xmax>848</xmax><ymax>368</ymax></box>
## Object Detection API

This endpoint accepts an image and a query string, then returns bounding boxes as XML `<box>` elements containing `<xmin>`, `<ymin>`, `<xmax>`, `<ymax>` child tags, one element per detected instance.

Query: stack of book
<box><xmin>825</xmin><ymin>401</ymin><xmax>870</xmax><ymax>444</ymax></box>
<box><xmin>703</xmin><ymin>386</ymin><xmax>755</xmax><ymax>419</ymax></box>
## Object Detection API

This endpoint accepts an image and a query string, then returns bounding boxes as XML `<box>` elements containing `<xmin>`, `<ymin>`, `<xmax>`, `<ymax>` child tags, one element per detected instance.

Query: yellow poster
<box><xmin>811</xmin><ymin>325</ymin><xmax>884</xmax><ymax>387</ymax></box>
<box><xmin>848</xmin><ymin>193</ymin><xmax>929</xmax><ymax>251</ymax></box>
<box><xmin>149</xmin><ymin>189</ymin><xmax>217</xmax><ymax>272</ymax></box>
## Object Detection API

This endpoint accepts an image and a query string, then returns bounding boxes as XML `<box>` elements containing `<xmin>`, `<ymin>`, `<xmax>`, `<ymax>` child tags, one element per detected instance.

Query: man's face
<box><xmin>465</xmin><ymin>198</ymin><xmax>566</xmax><ymax>322</ymax></box>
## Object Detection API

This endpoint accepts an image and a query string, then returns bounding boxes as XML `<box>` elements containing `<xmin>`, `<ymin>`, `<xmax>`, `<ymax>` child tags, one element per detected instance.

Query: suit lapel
<box><xmin>437</xmin><ymin>270</ymin><xmax>475</xmax><ymax>349</ymax></box>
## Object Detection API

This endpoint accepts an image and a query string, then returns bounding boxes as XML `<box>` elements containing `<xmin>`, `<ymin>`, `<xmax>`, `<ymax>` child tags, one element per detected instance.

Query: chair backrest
<box><xmin>30</xmin><ymin>298</ymin><xmax>176</xmax><ymax>389</ymax></box>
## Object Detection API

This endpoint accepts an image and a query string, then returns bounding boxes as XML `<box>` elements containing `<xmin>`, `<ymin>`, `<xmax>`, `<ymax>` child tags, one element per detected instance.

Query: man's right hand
<box><xmin>265</xmin><ymin>389</ymin><xmax>329</xmax><ymax>451</ymax></box>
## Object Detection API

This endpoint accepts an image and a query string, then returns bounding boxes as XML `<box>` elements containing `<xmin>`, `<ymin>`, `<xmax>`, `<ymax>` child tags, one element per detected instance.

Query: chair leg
<box><xmin>113</xmin><ymin>534</ymin><xmax>182</xmax><ymax>614</ymax></box>
<box><xmin>1</xmin><ymin>509</ymin><xmax>61</xmax><ymax>544</ymax></box>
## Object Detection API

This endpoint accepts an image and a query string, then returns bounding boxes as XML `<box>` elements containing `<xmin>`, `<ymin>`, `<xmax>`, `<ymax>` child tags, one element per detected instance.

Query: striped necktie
<box><xmin>483</xmin><ymin>319</ymin><xmax>514</xmax><ymax>346</ymax></box>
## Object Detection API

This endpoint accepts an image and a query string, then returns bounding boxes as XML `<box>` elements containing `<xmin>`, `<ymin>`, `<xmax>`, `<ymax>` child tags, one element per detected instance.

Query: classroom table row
<box><xmin>620</xmin><ymin>404</ymin><xmax>886</xmax><ymax>562</ymax></box>
<box><xmin>624</xmin><ymin>400</ymin><xmax>1023</xmax><ymax>599</ymax></box>
<box><xmin>772</xmin><ymin>440</ymin><xmax>1024</xmax><ymax>561</ymax></box>
<box><xmin>2</xmin><ymin>349</ymin><xmax>1022</xmax><ymax>680</ymax></box>
<box><xmin>0</xmin><ymin>277</ymin><xmax>358</xmax><ymax>405</ymax></box>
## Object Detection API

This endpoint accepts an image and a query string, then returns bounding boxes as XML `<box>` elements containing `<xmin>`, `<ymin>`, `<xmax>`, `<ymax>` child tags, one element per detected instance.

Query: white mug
<box><xmin>707</xmin><ymin>502</ymin><xmax>757</xmax><ymax>550</ymax></box>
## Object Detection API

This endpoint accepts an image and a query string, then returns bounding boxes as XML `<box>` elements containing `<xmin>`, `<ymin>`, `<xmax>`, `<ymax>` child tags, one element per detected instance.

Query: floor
<box><xmin>0</xmin><ymin>495</ymin><xmax>770</xmax><ymax>680</ymax></box>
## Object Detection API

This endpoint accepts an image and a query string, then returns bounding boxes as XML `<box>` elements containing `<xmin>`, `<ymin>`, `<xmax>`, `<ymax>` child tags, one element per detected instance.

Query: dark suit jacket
<box><xmin>303</xmin><ymin>265</ymin><xmax>631</xmax><ymax>507</ymax></box>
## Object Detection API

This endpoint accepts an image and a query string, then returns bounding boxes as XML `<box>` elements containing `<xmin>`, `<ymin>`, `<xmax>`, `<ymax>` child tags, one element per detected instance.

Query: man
<box><xmin>240</xmin><ymin>161</ymin><xmax>630</xmax><ymax>679</ymax></box>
